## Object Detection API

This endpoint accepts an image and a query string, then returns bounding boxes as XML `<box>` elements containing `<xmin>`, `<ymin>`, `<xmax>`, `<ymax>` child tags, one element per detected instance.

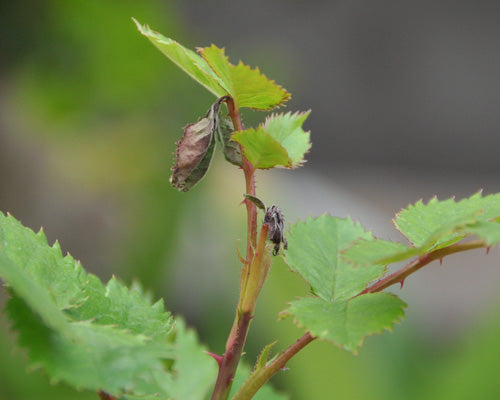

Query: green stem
<box><xmin>231</xmin><ymin>333</ymin><xmax>315</xmax><ymax>400</ymax></box>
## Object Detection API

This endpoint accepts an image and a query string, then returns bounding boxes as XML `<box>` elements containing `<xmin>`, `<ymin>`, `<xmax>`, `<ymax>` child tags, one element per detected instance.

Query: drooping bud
<box><xmin>170</xmin><ymin>98</ymin><xmax>225</xmax><ymax>191</ymax></box>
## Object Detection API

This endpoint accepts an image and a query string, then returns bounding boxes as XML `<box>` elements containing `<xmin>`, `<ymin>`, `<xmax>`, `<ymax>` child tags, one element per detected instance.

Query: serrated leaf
<box><xmin>344</xmin><ymin>193</ymin><xmax>500</xmax><ymax>268</ymax></box>
<box><xmin>395</xmin><ymin>192</ymin><xmax>500</xmax><ymax>249</ymax></box>
<box><xmin>134</xmin><ymin>19</ymin><xmax>290</xmax><ymax>110</ymax></box>
<box><xmin>459</xmin><ymin>220</ymin><xmax>500</xmax><ymax>246</ymax></box>
<box><xmin>229</xmin><ymin>62</ymin><xmax>291</xmax><ymax>110</ymax></box>
<box><xmin>262</xmin><ymin>111</ymin><xmax>311</xmax><ymax>167</ymax></box>
<box><xmin>0</xmin><ymin>212</ymin><xmax>217</xmax><ymax>399</ymax></box>
<box><xmin>342</xmin><ymin>238</ymin><xmax>419</xmax><ymax>267</ymax></box>
<box><xmin>284</xmin><ymin>215</ymin><xmax>385</xmax><ymax>302</ymax></box>
<box><xmin>284</xmin><ymin>293</ymin><xmax>406</xmax><ymax>353</ymax></box>
<box><xmin>133</xmin><ymin>19</ymin><xmax>227</xmax><ymax>97</ymax></box>
<box><xmin>200</xmin><ymin>45</ymin><xmax>236</xmax><ymax>99</ymax></box>
<box><xmin>255</xmin><ymin>341</ymin><xmax>278</xmax><ymax>370</ymax></box>
<box><xmin>232</xmin><ymin>127</ymin><xmax>292</xmax><ymax>169</ymax></box>
<box><xmin>199</xmin><ymin>46</ymin><xmax>290</xmax><ymax>110</ymax></box>
<box><xmin>232</xmin><ymin>111</ymin><xmax>311</xmax><ymax>169</ymax></box>
<box><xmin>159</xmin><ymin>319</ymin><xmax>217</xmax><ymax>400</ymax></box>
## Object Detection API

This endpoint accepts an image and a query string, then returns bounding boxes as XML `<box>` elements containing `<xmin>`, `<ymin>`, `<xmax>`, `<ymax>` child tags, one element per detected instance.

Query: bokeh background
<box><xmin>1</xmin><ymin>1</ymin><xmax>500</xmax><ymax>399</ymax></box>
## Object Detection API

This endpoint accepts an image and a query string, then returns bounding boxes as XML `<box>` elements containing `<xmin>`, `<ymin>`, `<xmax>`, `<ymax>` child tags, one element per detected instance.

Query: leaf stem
<box><xmin>231</xmin><ymin>333</ymin><xmax>315</xmax><ymax>400</ymax></box>
<box><xmin>360</xmin><ymin>240</ymin><xmax>486</xmax><ymax>295</ymax></box>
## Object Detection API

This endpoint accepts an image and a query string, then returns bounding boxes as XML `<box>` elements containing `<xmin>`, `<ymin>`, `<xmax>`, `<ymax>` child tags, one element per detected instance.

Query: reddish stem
<box><xmin>360</xmin><ymin>240</ymin><xmax>485</xmax><ymax>295</ymax></box>
<box><xmin>231</xmin><ymin>333</ymin><xmax>315</xmax><ymax>400</ymax></box>
<box><xmin>98</xmin><ymin>392</ymin><xmax>116</xmax><ymax>400</ymax></box>
<box><xmin>210</xmin><ymin>97</ymin><xmax>260</xmax><ymax>400</ymax></box>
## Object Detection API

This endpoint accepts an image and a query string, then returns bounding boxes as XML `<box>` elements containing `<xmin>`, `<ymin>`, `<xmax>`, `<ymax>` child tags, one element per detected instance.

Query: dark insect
<box><xmin>264</xmin><ymin>205</ymin><xmax>288</xmax><ymax>256</ymax></box>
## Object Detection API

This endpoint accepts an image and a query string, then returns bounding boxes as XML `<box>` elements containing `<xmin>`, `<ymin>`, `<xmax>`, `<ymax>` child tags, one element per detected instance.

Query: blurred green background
<box><xmin>1</xmin><ymin>1</ymin><xmax>500</xmax><ymax>399</ymax></box>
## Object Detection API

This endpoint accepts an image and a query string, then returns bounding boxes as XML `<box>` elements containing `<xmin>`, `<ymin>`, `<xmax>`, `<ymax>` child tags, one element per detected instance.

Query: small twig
<box><xmin>361</xmin><ymin>240</ymin><xmax>486</xmax><ymax>295</ymax></box>
<box><xmin>231</xmin><ymin>333</ymin><xmax>315</xmax><ymax>400</ymax></box>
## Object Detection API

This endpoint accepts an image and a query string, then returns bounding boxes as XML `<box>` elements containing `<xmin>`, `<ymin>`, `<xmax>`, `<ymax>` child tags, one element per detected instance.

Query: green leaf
<box><xmin>135</xmin><ymin>19</ymin><xmax>290</xmax><ymax>110</ymax></box>
<box><xmin>262</xmin><ymin>111</ymin><xmax>311</xmax><ymax>167</ymax></box>
<box><xmin>0</xmin><ymin>212</ymin><xmax>217</xmax><ymax>399</ymax></box>
<box><xmin>199</xmin><ymin>45</ymin><xmax>291</xmax><ymax>110</ymax></box>
<box><xmin>395</xmin><ymin>192</ymin><xmax>500</xmax><ymax>249</ymax></box>
<box><xmin>284</xmin><ymin>215</ymin><xmax>385</xmax><ymax>302</ymax></box>
<box><xmin>232</xmin><ymin>127</ymin><xmax>292</xmax><ymax>169</ymax></box>
<box><xmin>282</xmin><ymin>216</ymin><xmax>405</xmax><ymax>353</ymax></box>
<box><xmin>255</xmin><ymin>341</ymin><xmax>278</xmax><ymax>370</ymax></box>
<box><xmin>232</xmin><ymin>111</ymin><xmax>311</xmax><ymax>169</ymax></box>
<box><xmin>160</xmin><ymin>319</ymin><xmax>218</xmax><ymax>400</ymax></box>
<box><xmin>200</xmin><ymin>44</ymin><xmax>236</xmax><ymax>99</ymax></box>
<box><xmin>229</xmin><ymin>62</ymin><xmax>291</xmax><ymax>110</ymax></box>
<box><xmin>341</xmin><ymin>238</ymin><xmax>419</xmax><ymax>267</ymax></box>
<box><xmin>459</xmin><ymin>220</ymin><xmax>500</xmax><ymax>246</ymax></box>
<box><xmin>133</xmin><ymin>18</ymin><xmax>227</xmax><ymax>97</ymax></box>
<box><xmin>344</xmin><ymin>193</ymin><xmax>500</xmax><ymax>268</ymax></box>
<box><xmin>284</xmin><ymin>293</ymin><xmax>406</xmax><ymax>353</ymax></box>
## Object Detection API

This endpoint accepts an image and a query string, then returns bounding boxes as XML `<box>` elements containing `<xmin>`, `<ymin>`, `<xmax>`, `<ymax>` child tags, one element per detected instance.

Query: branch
<box><xmin>361</xmin><ymin>239</ymin><xmax>486</xmax><ymax>295</ymax></box>
<box><xmin>231</xmin><ymin>333</ymin><xmax>315</xmax><ymax>400</ymax></box>
<box><xmin>230</xmin><ymin>239</ymin><xmax>490</xmax><ymax>398</ymax></box>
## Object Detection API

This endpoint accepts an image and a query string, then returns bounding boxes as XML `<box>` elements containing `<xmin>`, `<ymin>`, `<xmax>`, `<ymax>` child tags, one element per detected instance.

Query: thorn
<box><xmin>486</xmin><ymin>247</ymin><xmax>491</xmax><ymax>255</ymax></box>
<box><xmin>440</xmin><ymin>258</ymin><xmax>443</xmax><ymax>265</ymax></box>
<box><xmin>205</xmin><ymin>351</ymin><xmax>224</xmax><ymax>368</ymax></box>
<box><xmin>399</xmin><ymin>279</ymin><xmax>405</xmax><ymax>289</ymax></box>
<box><xmin>280</xmin><ymin>366</ymin><xmax>290</xmax><ymax>371</ymax></box>
<box><xmin>236</xmin><ymin>244</ymin><xmax>246</xmax><ymax>264</ymax></box>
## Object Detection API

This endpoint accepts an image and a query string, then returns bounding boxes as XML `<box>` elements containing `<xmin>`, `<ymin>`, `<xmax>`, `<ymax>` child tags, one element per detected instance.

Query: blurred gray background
<box><xmin>1</xmin><ymin>1</ymin><xmax>500</xmax><ymax>399</ymax></box>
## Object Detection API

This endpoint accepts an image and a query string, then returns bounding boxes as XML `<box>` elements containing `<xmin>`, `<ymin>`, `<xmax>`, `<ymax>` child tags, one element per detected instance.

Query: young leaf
<box><xmin>0</xmin><ymin>212</ymin><xmax>217</xmax><ymax>399</ymax></box>
<box><xmin>460</xmin><ymin>220</ymin><xmax>500</xmax><ymax>245</ymax></box>
<box><xmin>342</xmin><ymin>238</ymin><xmax>419</xmax><ymax>267</ymax></box>
<box><xmin>262</xmin><ymin>111</ymin><xmax>311</xmax><ymax>166</ymax></box>
<box><xmin>343</xmin><ymin>193</ymin><xmax>500</xmax><ymax>268</ymax></box>
<box><xmin>395</xmin><ymin>192</ymin><xmax>500</xmax><ymax>249</ymax></box>
<box><xmin>284</xmin><ymin>293</ymin><xmax>406</xmax><ymax>353</ymax></box>
<box><xmin>199</xmin><ymin>44</ymin><xmax>236</xmax><ymax>99</ymax></box>
<box><xmin>284</xmin><ymin>215</ymin><xmax>384</xmax><ymax>302</ymax></box>
<box><xmin>200</xmin><ymin>45</ymin><xmax>291</xmax><ymax>110</ymax></box>
<box><xmin>170</xmin><ymin>98</ymin><xmax>222</xmax><ymax>191</ymax></box>
<box><xmin>232</xmin><ymin>127</ymin><xmax>292</xmax><ymax>169</ymax></box>
<box><xmin>244</xmin><ymin>194</ymin><xmax>267</xmax><ymax>211</ymax></box>
<box><xmin>229</xmin><ymin>62</ymin><xmax>291</xmax><ymax>110</ymax></box>
<box><xmin>134</xmin><ymin>19</ymin><xmax>290</xmax><ymax>110</ymax></box>
<box><xmin>232</xmin><ymin>111</ymin><xmax>311</xmax><ymax>169</ymax></box>
<box><xmin>133</xmin><ymin>18</ymin><xmax>227</xmax><ymax>97</ymax></box>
